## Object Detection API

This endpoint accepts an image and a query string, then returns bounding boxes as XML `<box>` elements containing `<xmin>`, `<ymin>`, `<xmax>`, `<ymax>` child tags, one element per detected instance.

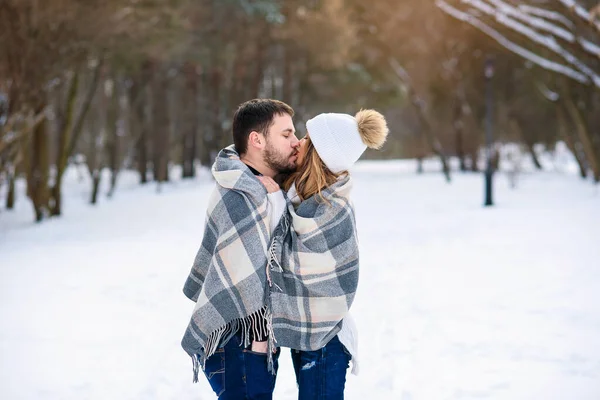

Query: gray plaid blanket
<box><xmin>181</xmin><ymin>145</ymin><xmax>274</xmax><ymax>382</ymax></box>
<box><xmin>268</xmin><ymin>175</ymin><xmax>360</xmax><ymax>352</ymax></box>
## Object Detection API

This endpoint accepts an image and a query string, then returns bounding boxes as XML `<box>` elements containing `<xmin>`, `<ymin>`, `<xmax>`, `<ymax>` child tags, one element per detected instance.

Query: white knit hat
<box><xmin>306</xmin><ymin>110</ymin><xmax>389</xmax><ymax>173</ymax></box>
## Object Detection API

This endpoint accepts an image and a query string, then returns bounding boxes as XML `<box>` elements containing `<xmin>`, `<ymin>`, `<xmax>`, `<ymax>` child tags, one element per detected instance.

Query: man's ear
<box><xmin>248</xmin><ymin>131</ymin><xmax>265</xmax><ymax>150</ymax></box>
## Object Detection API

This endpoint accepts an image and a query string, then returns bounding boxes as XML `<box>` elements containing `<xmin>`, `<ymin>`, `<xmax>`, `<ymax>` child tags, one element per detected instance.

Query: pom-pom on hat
<box><xmin>305</xmin><ymin>109</ymin><xmax>389</xmax><ymax>173</ymax></box>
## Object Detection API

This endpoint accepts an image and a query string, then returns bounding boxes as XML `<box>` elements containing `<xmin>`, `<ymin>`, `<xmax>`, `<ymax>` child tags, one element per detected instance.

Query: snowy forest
<box><xmin>2</xmin><ymin>2</ymin><xmax>600</xmax><ymax>399</ymax></box>
<box><xmin>1</xmin><ymin>0</ymin><xmax>599</xmax><ymax>222</ymax></box>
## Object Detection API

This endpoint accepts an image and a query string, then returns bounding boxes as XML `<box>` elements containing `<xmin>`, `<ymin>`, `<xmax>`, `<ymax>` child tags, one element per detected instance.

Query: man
<box><xmin>181</xmin><ymin>99</ymin><xmax>300</xmax><ymax>399</ymax></box>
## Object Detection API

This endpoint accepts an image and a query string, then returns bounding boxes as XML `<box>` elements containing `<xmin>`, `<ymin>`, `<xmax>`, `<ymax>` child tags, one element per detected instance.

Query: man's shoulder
<box><xmin>208</xmin><ymin>183</ymin><xmax>250</xmax><ymax>210</ymax></box>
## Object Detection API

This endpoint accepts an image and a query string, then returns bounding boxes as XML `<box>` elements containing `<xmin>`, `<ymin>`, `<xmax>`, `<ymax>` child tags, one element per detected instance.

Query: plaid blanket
<box><xmin>181</xmin><ymin>145</ymin><xmax>274</xmax><ymax>382</ymax></box>
<box><xmin>268</xmin><ymin>175</ymin><xmax>360</xmax><ymax>352</ymax></box>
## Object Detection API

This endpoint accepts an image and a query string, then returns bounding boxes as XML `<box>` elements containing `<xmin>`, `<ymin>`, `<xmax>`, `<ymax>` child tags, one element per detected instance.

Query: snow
<box><xmin>1</xmin><ymin>155</ymin><xmax>600</xmax><ymax>399</ymax></box>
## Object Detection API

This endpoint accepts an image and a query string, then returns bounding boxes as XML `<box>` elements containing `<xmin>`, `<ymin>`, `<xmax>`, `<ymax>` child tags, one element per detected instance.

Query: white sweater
<box><xmin>268</xmin><ymin>186</ymin><xmax>359</xmax><ymax>375</ymax></box>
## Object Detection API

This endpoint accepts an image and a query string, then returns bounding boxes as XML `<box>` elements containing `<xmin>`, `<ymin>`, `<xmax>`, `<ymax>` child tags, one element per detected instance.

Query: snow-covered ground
<box><xmin>1</xmin><ymin>155</ymin><xmax>599</xmax><ymax>399</ymax></box>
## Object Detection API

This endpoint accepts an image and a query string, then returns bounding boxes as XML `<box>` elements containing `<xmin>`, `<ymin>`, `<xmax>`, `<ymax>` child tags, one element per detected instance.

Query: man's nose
<box><xmin>291</xmin><ymin>135</ymin><xmax>301</xmax><ymax>148</ymax></box>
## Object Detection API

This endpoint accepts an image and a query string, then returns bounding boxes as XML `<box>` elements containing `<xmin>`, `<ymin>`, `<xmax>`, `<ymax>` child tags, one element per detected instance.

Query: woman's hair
<box><xmin>283</xmin><ymin>137</ymin><xmax>346</xmax><ymax>203</ymax></box>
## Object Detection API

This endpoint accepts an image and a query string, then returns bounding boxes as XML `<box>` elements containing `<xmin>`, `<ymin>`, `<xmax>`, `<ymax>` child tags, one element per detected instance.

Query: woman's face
<box><xmin>296</xmin><ymin>133</ymin><xmax>309</xmax><ymax>166</ymax></box>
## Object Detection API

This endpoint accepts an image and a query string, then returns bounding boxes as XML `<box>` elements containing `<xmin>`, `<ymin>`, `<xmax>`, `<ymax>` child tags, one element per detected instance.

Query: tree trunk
<box><xmin>453</xmin><ymin>102</ymin><xmax>466</xmax><ymax>172</ymax></box>
<box><xmin>557</xmin><ymin>105</ymin><xmax>587</xmax><ymax>179</ymax></box>
<box><xmin>49</xmin><ymin>60</ymin><xmax>102</xmax><ymax>215</ymax></box>
<box><xmin>203</xmin><ymin>66</ymin><xmax>222</xmax><ymax>164</ymax></box>
<box><xmin>130</xmin><ymin>64</ymin><xmax>151</xmax><ymax>184</ymax></box>
<box><xmin>250</xmin><ymin>23</ymin><xmax>270</xmax><ymax>99</ymax></box>
<box><xmin>408</xmin><ymin>85</ymin><xmax>451</xmax><ymax>181</ymax></box>
<box><xmin>137</xmin><ymin>132</ymin><xmax>149</xmax><ymax>183</ymax></box>
<box><xmin>50</xmin><ymin>71</ymin><xmax>80</xmax><ymax>216</ymax></box>
<box><xmin>90</xmin><ymin>169</ymin><xmax>101</xmax><ymax>205</ymax></box>
<box><xmin>106</xmin><ymin>77</ymin><xmax>120</xmax><ymax>198</ymax></box>
<box><xmin>469</xmin><ymin>151</ymin><xmax>480</xmax><ymax>172</ymax></box>
<box><xmin>416</xmin><ymin>110</ymin><xmax>451</xmax><ymax>181</ymax></box>
<box><xmin>6</xmin><ymin>167</ymin><xmax>15</xmax><ymax>209</ymax></box>
<box><xmin>152</xmin><ymin>69</ymin><xmax>170</xmax><ymax>183</ymax></box>
<box><xmin>388</xmin><ymin>58</ymin><xmax>451</xmax><ymax>181</ymax></box>
<box><xmin>196</xmin><ymin>68</ymin><xmax>211</xmax><ymax>167</ymax></box>
<box><xmin>416</xmin><ymin>157</ymin><xmax>424</xmax><ymax>174</ymax></box>
<box><xmin>282</xmin><ymin>44</ymin><xmax>293</xmax><ymax>105</ymax></box>
<box><xmin>511</xmin><ymin>118</ymin><xmax>542</xmax><ymax>170</ymax></box>
<box><xmin>134</xmin><ymin>89</ymin><xmax>149</xmax><ymax>184</ymax></box>
<box><xmin>526</xmin><ymin>142</ymin><xmax>542</xmax><ymax>170</ymax></box>
<box><xmin>573</xmin><ymin>147</ymin><xmax>588</xmax><ymax>179</ymax></box>
<box><xmin>182</xmin><ymin>63</ymin><xmax>198</xmax><ymax>179</ymax></box>
<box><xmin>26</xmin><ymin>107</ymin><xmax>50</xmax><ymax>222</ymax></box>
<box><xmin>563</xmin><ymin>94</ymin><xmax>600</xmax><ymax>182</ymax></box>
<box><xmin>85</xmin><ymin>69</ymin><xmax>107</xmax><ymax>205</ymax></box>
<box><xmin>182</xmin><ymin>134</ymin><xmax>194</xmax><ymax>178</ymax></box>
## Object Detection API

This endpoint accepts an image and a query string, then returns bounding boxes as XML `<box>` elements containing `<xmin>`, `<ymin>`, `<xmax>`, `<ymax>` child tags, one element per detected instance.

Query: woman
<box><xmin>258</xmin><ymin>109</ymin><xmax>389</xmax><ymax>399</ymax></box>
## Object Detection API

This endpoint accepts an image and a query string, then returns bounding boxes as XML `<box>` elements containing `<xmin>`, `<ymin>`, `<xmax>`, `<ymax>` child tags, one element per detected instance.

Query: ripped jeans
<box><xmin>291</xmin><ymin>335</ymin><xmax>351</xmax><ymax>400</ymax></box>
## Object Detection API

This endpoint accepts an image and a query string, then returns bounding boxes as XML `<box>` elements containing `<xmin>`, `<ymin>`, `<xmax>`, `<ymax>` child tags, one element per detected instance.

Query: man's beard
<box><xmin>264</xmin><ymin>142</ymin><xmax>297</xmax><ymax>174</ymax></box>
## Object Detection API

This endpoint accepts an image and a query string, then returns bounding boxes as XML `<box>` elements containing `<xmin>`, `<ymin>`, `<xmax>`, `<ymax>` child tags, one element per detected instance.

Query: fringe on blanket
<box><xmin>192</xmin><ymin>216</ymin><xmax>289</xmax><ymax>383</ymax></box>
<box><xmin>190</xmin><ymin>305</ymin><xmax>275</xmax><ymax>383</ymax></box>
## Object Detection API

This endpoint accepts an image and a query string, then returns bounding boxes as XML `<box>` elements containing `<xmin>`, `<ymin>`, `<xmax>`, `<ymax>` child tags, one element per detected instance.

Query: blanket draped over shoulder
<box><xmin>268</xmin><ymin>175</ymin><xmax>360</xmax><ymax>352</ymax></box>
<box><xmin>181</xmin><ymin>145</ymin><xmax>274</xmax><ymax>382</ymax></box>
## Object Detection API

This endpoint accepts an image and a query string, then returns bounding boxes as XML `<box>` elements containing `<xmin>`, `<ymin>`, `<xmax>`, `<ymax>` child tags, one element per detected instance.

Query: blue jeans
<box><xmin>291</xmin><ymin>336</ymin><xmax>351</xmax><ymax>400</ymax></box>
<box><xmin>202</xmin><ymin>333</ymin><xmax>280</xmax><ymax>400</ymax></box>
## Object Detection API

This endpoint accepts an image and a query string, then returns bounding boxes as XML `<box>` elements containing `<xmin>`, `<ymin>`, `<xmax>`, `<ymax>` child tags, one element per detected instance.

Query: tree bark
<box><xmin>152</xmin><ymin>68</ymin><xmax>170</xmax><ymax>183</ymax></box>
<box><xmin>106</xmin><ymin>76</ymin><xmax>120</xmax><ymax>198</ymax></box>
<box><xmin>85</xmin><ymin>69</ymin><xmax>107</xmax><ymax>205</ymax></box>
<box><xmin>50</xmin><ymin>60</ymin><xmax>102</xmax><ymax>215</ymax></box>
<box><xmin>133</xmin><ymin>84</ymin><xmax>149</xmax><ymax>184</ymax></box>
<box><xmin>282</xmin><ymin>43</ymin><xmax>293</xmax><ymax>105</ymax></box>
<box><xmin>563</xmin><ymin>93</ymin><xmax>599</xmax><ymax>182</ymax></box>
<box><xmin>469</xmin><ymin>151</ymin><xmax>480</xmax><ymax>172</ymax></box>
<box><xmin>90</xmin><ymin>169</ymin><xmax>101</xmax><ymax>205</ymax></box>
<box><xmin>50</xmin><ymin>71</ymin><xmax>80</xmax><ymax>216</ymax></box>
<box><xmin>26</xmin><ymin>105</ymin><xmax>50</xmax><ymax>222</ymax></box>
<box><xmin>389</xmin><ymin>58</ymin><xmax>451</xmax><ymax>182</ymax></box>
<box><xmin>511</xmin><ymin>118</ymin><xmax>542</xmax><ymax>170</ymax></box>
<box><xmin>557</xmin><ymin>104</ymin><xmax>587</xmax><ymax>179</ymax></box>
<box><xmin>453</xmin><ymin>101</ymin><xmax>466</xmax><ymax>172</ymax></box>
<box><xmin>182</xmin><ymin>63</ymin><xmax>198</xmax><ymax>179</ymax></box>
<box><xmin>6</xmin><ymin>166</ymin><xmax>15</xmax><ymax>209</ymax></box>
<box><xmin>202</xmin><ymin>65</ymin><xmax>222</xmax><ymax>165</ymax></box>
<box><xmin>526</xmin><ymin>142</ymin><xmax>543</xmax><ymax>170</ymax></box>
<box><xmin>129</xmin><ymin>62</ymin><xmax>152</xmax><ymax>184</ymax></box>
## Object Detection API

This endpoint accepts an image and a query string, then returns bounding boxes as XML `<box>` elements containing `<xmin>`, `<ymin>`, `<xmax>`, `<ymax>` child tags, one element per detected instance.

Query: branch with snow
<box><xmin>483</xmin><ymin>0</ymin><xmax>600</xmax><ymax>60</ymax></box>
<box><xmin>518</xmin><ymin>4</ymin><xmax>574</xmax><ymax>29</ymax></box>
<box><xmin>460</xmin><ymin>0</ymin><xmax>600</xmax><ymax>86</ymax></box>
<box><xmin>558</xmin><ymin>0</ymin><xmax>600</xmax><ymax>34</ymax></box>
<box><xmin>436</xmin><ymin>0</ymin><xmax>600</xmax><ymax>89</ymax></box>
<box><xmin>487</xmin><ymin>0</ymin><xmax>575</xmax><ymax>42</ymax></box>
<box><xmin>579</xmin><ymin>37</ymin><xmax>600</xmax><ymax>57</ymax></box>
<box><xmin>436</xmin><ymin>0</ymin><xmax>591</xmax><ymax>85</ymax></box>
<box><xmin>535</xmin><ymin>80</ymin><xmax>560</xmax><ymax>102</ymax></box>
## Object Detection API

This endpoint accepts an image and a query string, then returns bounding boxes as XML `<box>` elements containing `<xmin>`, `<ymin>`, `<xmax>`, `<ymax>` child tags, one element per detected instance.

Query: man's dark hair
<box><xmin>232</xmin><ymin>99</ymin><xmax>294</xmax><ymax>155</ymax></box>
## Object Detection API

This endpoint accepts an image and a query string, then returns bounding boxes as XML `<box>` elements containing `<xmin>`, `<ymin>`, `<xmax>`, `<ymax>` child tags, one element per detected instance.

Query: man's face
<box><xmin>263</xmin><ymin>113</ymin><xmax>300</xmax><ymax>174</ymax></box>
